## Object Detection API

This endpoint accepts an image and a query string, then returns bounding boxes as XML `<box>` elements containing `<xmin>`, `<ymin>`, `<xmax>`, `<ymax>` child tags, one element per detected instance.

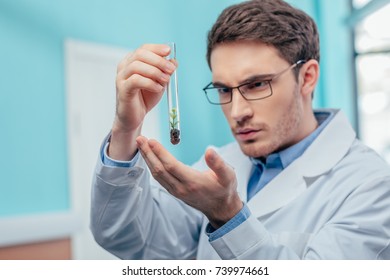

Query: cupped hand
<box><xmin>136</xmin><ymin>136</ymin><xmax>243</xmax><ymax>229</ymax></box>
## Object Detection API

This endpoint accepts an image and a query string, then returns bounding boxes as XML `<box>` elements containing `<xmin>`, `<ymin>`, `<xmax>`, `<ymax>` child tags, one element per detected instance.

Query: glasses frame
<box><xmin>203</xmin><ymin>60</ymin><xmax>306</xmax><ymax>105</ymax></box>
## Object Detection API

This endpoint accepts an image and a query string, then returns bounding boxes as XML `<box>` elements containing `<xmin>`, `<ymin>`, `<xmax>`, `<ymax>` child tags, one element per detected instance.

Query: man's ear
<box><xmin>299</xmin><ymin>59</ymin><xmax>320</xmax><ymax>98</ymax></box>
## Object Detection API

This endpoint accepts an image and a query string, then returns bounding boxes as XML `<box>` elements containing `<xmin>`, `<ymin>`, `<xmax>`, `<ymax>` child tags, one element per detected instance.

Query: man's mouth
<box><xmin>235</xmin><ymin>128</ymin><xmax>262</xmax><ymax>141</ymax></box>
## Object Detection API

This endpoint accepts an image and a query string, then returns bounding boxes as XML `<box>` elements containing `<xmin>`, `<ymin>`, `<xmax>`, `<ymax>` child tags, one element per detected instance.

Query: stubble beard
<box><xmin>238</xmin><ymin>87</ymin><xmax>303</xmax><ymax>158</ymax></box>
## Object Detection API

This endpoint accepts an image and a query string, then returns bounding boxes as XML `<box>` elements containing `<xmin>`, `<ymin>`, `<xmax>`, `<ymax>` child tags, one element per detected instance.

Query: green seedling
<box><xmin>170</xmin><ymin>108</ymin><xmax>180</xmax><ymax>144</ymax></box>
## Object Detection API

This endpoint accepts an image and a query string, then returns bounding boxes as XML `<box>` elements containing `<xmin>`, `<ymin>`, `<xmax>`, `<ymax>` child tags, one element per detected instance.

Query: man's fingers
<box><xmin>129</xmin><ymin>46</ymin><xmax>176</xmax><ymax>75</ymax></box>
<box><xmin>123</xmin><ymin>74</ymin><xmax>164</xmax><ymax>94</ymax></box>
<box><xmin>136</xmin><ymin>136</ymin><xmax>181</xmax><ymax>191</ymax></box>
<box><xmin>136</xmin><ymin>136</ymin><xmax>164</xmax><ymax>177</ymax></box>
<box><xmin>136</xmin><ymin>136</ymin><xmax>174</xmax><ymax>193</ymax></box>
<box><xmin>205</xmin><ymin>148</ymin><xmax>234</xmax><ymax>185</ymax></box>
<box><xmin>118</xmin><ymin>60</ymin><xmax>171</xmax><ymax>86</ymax></box>
<box><xmin>116</xmin><ymin>45</ymin><xmax>176</xmax><ymax>96</ymax></box>
<box><xmin>147</xmin><ymin>139</ymin><xmax>188</xmax><ymax>181</ymax></box>
<box><xmin>139</xmin><ymin>43</ymin><xmax>172</xmax><ymax>56</ymax></box>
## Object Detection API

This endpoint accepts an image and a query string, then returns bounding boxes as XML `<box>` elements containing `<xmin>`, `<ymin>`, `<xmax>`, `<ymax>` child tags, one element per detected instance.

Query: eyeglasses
<box><xmin>203</xmin><ymin>60</ymin><xmax>306</xmax><ymax>105</ymax></box>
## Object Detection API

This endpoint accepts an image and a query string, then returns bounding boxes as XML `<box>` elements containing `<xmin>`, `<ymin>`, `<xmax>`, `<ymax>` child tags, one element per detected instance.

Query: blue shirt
<box><xmin>101</xmin><ymin>111</ymin><xmax>334</xmax><ymax>241</ymax></box>
<box><xmin>247</xmin><ymin>111</ymin><xmax>333</xmax><ymax>201</ymax></box>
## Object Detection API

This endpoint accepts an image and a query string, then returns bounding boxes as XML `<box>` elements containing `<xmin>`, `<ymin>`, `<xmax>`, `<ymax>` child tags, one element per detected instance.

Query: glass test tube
<box><xmin>166</xmin><ymin>42</ymin><xmax>181</xmax><ymax>145</ymax></box>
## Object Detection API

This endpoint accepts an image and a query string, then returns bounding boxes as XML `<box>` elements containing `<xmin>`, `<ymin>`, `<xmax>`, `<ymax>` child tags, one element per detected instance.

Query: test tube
<box><xmin>166</xmin><ymin>42</ymin><xmax>181</xmax><ymax>145</ymax></box>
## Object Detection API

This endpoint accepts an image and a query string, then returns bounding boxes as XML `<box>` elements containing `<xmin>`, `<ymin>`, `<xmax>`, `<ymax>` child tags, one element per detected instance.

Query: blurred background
<box><xmin>0</xmin><ymin>0</ymin><xmax>389</xmax><ymax>259</ymax></box>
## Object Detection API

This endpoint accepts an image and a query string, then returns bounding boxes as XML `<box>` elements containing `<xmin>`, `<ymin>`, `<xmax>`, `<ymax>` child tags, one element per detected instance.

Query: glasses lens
<box><xmin>240</xmin><ymin>80</ymin><xmax>271</xmax><ymax>100</ymax></box>
<box><xmin>204</xmin><ymin>80</ymin><xmax>272</xmax><ymax>105</ymax></box>
<box><xmin>205</xmin><ymin>88</ymin><xmax>231</xmax><ymax>104</ymax></box>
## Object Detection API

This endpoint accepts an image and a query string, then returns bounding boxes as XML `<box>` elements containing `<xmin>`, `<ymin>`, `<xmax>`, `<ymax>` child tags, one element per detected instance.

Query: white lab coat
<box><xmin>90</xmin><ymin>109</ymin><xmax>390</xmax><ymax>259</ymax></box>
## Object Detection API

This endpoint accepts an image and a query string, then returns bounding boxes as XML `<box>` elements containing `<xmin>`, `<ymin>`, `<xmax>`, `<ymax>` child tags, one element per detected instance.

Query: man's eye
<box><xmin>246</xmin><ymin>81</ymin><xmax>267</xmax><ymax>90</ymax></box>
<box><xmin>217</xmin><ymin>88</ymin><xmax>231</xmax><ymax>94</ymax></box>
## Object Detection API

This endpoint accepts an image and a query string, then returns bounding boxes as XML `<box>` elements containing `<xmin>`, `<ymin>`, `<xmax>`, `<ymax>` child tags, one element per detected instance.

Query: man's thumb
<box><xmin>205</xmin><ymin>148</ymin><xmax>234</xmax><ymax>183</ymax></box>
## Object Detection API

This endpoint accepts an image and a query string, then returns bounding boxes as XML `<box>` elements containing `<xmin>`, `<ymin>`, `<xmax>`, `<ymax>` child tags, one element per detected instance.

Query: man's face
<box><xmin>210</xmin><ymin>41</ymin><xmax>306</xmax><ymax>158</ymax></box>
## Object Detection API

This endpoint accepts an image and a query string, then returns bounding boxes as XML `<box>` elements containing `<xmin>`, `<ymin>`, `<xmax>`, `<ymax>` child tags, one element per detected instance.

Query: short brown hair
<box><xmin>206</xmin><ymin>0</ymin><xmax>320</xmax><ymax>70</ymax></box>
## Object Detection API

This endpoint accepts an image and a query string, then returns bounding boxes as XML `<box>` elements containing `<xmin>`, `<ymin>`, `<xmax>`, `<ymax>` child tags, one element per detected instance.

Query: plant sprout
<box><xmin>169</xmin><ymin>108</ymin><xmax>180</xmax><ymax>144</ymax></box>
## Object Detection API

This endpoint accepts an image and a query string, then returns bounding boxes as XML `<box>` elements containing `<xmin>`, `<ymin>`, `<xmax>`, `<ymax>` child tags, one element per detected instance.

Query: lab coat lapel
<box><xmin>221</xmin><ymin>143</ymin><xmax>252</xmax><ymax>203</ymax></box>
<box><xmin>234</xmin><ymin>156</ymin><xmax>252</xmax><ymax>203</ymax></box>
<box><xmin>247</xmin><ymin>109</ymin><xmax>356</xmax><ymax>218</ymax></box>
<box><xmin>247</xmin><ymin>161</ymin><xmax>307</xmax><ymax>218</ymax></box>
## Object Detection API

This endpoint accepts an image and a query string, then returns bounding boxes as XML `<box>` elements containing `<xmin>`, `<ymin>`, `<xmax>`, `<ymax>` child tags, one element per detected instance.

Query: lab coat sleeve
<box><xmin>210</xmin><ymin>175</ymin><xmax>390</xmax><ymax>259</ymax></box>
<box><xmin>90</xmin><ymin>142</ymin><xmax>204</xmax><ymax>259</ymax></box>
<box><xmin>210</xmin><ymin>214</ymin><xmax>302</xmax><ymax>259</ymax></box>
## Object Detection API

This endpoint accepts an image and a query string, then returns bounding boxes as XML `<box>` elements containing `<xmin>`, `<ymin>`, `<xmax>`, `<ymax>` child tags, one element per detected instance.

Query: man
<box><xmin>90</xmin><ymin>0</ymin><xmax>390</xmax><ymax>259</ymax></box>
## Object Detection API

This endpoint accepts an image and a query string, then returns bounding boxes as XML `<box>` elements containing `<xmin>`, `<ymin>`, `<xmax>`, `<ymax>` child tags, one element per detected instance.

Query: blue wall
<box><xmin>0</xmin><ymin>0</ymin><xmax>354</xmax><ymax>217</ymax></box>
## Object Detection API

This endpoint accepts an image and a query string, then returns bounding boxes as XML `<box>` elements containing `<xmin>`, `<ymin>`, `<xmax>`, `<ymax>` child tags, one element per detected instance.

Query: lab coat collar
<box><xmin>245</xmin><ymin>108</ymin><xmax>356</xmax><ymax>218</ymax></box>
<box><xmin>300</xmin><ymin>109</ymin><xmax>356</xmax><ymax>177</ymax></box>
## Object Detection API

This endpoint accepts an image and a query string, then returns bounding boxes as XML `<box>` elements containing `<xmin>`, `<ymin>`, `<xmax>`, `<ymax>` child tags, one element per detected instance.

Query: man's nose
<box><xmin>230</xmin><ymin>89</ymin><xmax>253</xmax><ymax>122</ymax></box>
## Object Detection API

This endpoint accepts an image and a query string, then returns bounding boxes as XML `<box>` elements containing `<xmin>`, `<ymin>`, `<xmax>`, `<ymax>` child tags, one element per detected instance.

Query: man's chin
<box><xmin>237</xmin><ymin>140</ymin><xmax>271</xmax><ymax>158</ymax></box>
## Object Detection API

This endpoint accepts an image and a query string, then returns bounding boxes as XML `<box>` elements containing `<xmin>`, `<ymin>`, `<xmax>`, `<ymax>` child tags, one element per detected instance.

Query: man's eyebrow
<box><xmin>239</xmin><ymin>73</ymin><xmax>274</xmax><ymax>84</ymax></box>
<box><xmin>211</xmin><ymin>81</ymin><xmax>229</xmax><ymax>88</ymax></box>
<box><xmin>212</xmin><ymin>73</ymin><xmax>274</xmax><ymax>87</ymax></box>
